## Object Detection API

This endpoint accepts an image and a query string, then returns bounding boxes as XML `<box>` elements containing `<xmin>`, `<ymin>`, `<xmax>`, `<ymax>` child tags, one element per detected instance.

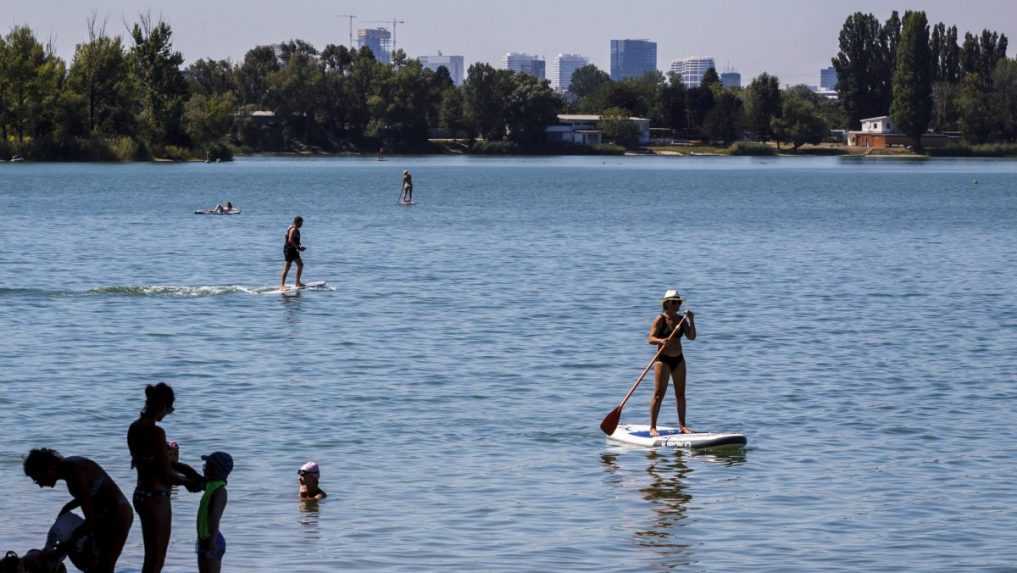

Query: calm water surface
<box><xmin>2</xmin><ymin>156</ymin><xmax>1016</xmax><ymax>572</ymax></box>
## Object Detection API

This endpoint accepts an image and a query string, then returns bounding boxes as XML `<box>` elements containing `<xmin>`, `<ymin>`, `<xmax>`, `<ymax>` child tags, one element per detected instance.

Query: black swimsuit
<box><xmin>655</xmin><ymin>314</ymin><xmax>685</xmax><ymax>369</ymax></box>
<box><xmin>284</xmin><ymin>226</ymin><xmax>301</xmax><ymax>262</ymax></box>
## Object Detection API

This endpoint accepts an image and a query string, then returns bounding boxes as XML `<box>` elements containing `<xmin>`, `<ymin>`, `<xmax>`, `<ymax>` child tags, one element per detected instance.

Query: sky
<box><xmin>7</xmin><ymin>0</ymin><xmax>1017</xmax><ymax>86</ymax></box>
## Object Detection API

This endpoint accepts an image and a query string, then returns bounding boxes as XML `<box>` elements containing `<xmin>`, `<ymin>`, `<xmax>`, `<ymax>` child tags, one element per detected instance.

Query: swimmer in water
<box><xmin>298</xmin><ymin>462</ymin><xmax>327</xmax><ymax>501</ymax></box>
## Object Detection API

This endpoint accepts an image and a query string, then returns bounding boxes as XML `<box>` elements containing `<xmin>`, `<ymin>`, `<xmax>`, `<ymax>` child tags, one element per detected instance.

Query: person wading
<box><xmin>127</xmin><ymin>383</ymin><xmax>203</xmax><ymax>573</ymax></box>
<box><xmin>647</xmin><ymin>289</ymin><xmax>697</xmax><ymax>436</ymax></box>
<box><xmin>22</xmin><ymin>448</ymin><xmax>133</xmax><ymax>573</ymax></box>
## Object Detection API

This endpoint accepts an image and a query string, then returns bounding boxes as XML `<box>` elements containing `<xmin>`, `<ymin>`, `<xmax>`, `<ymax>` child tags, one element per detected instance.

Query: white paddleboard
<box><xmin>399</xmin><ymin>200</ymin><xmax>416</xmax><ymax>206</ymax></box>
<box><xmin>608</xmin><ymin>424</ymin><xmax>746</xmax><ymax>449</ymax></box>
<box><xmin>267</xmin><ymin>281</ymin><xmax>331</xmax><ymax>295</ymax></box>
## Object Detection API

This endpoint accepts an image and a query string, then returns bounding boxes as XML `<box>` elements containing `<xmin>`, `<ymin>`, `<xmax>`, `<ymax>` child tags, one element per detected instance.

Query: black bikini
<box><xmin>655</xmin><ymin>314</ymin><xmax>685</xmax><ymax>369</ymax></box>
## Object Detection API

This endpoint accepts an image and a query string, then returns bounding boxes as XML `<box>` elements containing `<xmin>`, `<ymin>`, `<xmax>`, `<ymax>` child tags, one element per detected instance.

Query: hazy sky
<box><xmin>8</xmin><ymin>0</ymin><xmax>1016</xmax><ymax>85</ymax></box>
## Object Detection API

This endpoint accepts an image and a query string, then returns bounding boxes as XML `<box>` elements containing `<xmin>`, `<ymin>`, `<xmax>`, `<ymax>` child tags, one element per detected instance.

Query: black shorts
<box><xmin>284</xmin><ymin>247</ymin><xmax>301</xmax><ymax>263</ymax></box>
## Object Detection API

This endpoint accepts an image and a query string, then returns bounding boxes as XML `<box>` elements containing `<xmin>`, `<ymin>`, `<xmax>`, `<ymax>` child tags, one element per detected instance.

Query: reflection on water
<box><xmin>298</xmin><ymin>499</ymin><xmax>321</xmax><ymax>542</ymax></box>
<box><xmin>601</xmin><ymin>447</ymin><xmax>747</xmax><ymax>562</ymax></box>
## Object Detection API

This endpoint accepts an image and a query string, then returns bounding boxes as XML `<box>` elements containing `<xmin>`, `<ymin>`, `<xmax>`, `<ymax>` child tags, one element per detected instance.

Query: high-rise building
<box><xmin>670</xmin><ymin>57</ymin><xmax>717</xmax><ymax>87</ymax></box>
<box><xmin>357</xmin><ymin>28</ymin><xmax>391</xmax><ymax>64</ymax></box>
<box><xmin>420</xmin><ymin>53</ymin><xmax>466</xmax><ymax>86</ymax></box>
<box><xmin>550</xmin><ymin>54</ymin><xmax>589</xmax><ymax>93</ymax></box>
<box><xmin>610</xmin><ymin>39</ymin><xmax>657</xmax><ymax>81</ymax></box>
<box><xmin>820</xmin><ymin>66</ymin><xmax>838</xmax><ymax>90</ymax></box>
<box><xmin>503</xmin><ymin>53</ymin><xmax>546</xmax><ymax>80</ymax></box>
<box><xmin>720</xmin><ymin>71</ymin><xmax>742</xmax><ymax>89</ymax></box>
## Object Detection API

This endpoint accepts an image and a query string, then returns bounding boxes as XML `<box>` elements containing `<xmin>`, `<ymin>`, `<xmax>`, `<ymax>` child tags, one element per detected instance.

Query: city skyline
<box><xmin>7</xmin><ymin>0</ymin><xmax>1017</xmax><ymax>86</ymax></box>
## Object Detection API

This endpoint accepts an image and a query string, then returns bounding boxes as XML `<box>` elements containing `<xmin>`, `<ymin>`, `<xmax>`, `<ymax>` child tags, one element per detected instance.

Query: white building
<box><xmin>419</xmin><ymin>53</ymin><xmax>465</xmax><ymax>86</ymax></box>
<box><xmin>545</xmin><ymin>114</ymin><xmax>651</xmax><ymax>146</ymax></box>
<box><xmin>861</xmin><ymin>116</ymin><xmax>895</xmax><ymax>133</ymax></box>
<box><xmin>670</xmin><ymin>56</ymin><xmax>716</xmax><ymax>87</ymax></box>
<box><xmin>503</xmin><ymin>52</ymin><xmax>546</xmax><ymax>80</ymax></box>
<box><xmin>550</xmin><ymin>53</ymin><xmax>589</xmax><ymax>93</ymax></box>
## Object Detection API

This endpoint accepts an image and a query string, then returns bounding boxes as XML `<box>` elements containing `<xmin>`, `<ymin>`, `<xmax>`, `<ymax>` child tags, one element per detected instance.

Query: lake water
<box><xmin>2</xmin><ymin>156</ymin><xmax>1016</xmax><ymax>572</ymax></box>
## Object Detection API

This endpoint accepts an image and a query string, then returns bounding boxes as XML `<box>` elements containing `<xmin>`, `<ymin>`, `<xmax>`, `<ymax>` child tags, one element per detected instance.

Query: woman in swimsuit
<box><xmin>401</xmin><ymin>170</ymin><xmax>413</xmax><ymax>203</ymax></box>
<box><xmin>647</xmin><ymin>289</ymin><xmax>697</xmax><ymax>437</ymax></box>
<box><xmin>22</xmin><ymin>448</ymin><xmax>133</xmax><ymax>573</ymax></box>
<box><xmin>127</xmin><ymin>383</ymin><xmax>203</xmax><ymax>573</ymax></box>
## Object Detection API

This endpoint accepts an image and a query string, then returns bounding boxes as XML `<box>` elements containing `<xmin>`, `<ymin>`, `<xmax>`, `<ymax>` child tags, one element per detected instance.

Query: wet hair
<box><xmin>293</xmin><ymin>216</ymin><xmax>303</xmax><ymax>225</ymax></box>
<box><xmin>23</xmin><ymin>448</ymin><xmax>61</xmax><ymax>478</ymax></box>
<box><xmin>0</xmin><ymin>551</ymin><xmax>21</xmax><ymax>573</ymax></box>
<box><xmin>144</xmin><ymin>382</ymin><xmax>175</xmax><ymax>415</ymax></box>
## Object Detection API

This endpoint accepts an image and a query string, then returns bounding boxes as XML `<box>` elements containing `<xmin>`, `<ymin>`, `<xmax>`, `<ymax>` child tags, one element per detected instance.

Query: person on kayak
<box><xmin>647</xmin><ymin>289</ymin><xmax>696</xmax><ymax>436</ymax></box>
<box><xmin>280</xmin><ymin>216</ymin><xmax>305</xmax><ymax>291</ymax></box>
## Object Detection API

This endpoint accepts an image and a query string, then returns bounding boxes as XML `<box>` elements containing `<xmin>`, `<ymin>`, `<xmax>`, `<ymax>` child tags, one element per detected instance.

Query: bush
<box><xmin>928</xmin><ymin>143</ymin><xmax>1017</xmax><ymax>157</ymax></box>
<box><xmin>728</xmin><ymin>141</ymin><xmax>776</xmax><ymax>156</ymax></box>
<box><xmin>204</xmin><ymin>142</ymin><xmax>234</xmax><ymax>162</ymax></box>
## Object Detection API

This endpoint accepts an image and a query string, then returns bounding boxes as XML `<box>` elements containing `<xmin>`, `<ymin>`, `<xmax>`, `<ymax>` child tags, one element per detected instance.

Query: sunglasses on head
<box><xmin>298</xmin><ymin>470</ymin><xmax>317</xmax><ymax>476</ymax></box>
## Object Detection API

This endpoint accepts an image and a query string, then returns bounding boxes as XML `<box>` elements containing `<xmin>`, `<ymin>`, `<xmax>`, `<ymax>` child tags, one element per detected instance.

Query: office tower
<box><xmin>551</xmin><ymin>54</ymin><xmax>590</xmax><ymax>93</ymax></box>
<box><xmin>420</xmin><ymin>53</ymin><xmax>466</xmax><ymax>86</ymax></box>
<box><xmin>503</xmin><ymin>52</ymin><xmax>546</xmax><ymax>80</ymax></box>
<box><xmin>720</xmin><ymin>71</ymin><xmax>741</xmax><ymax>89</ymax></box>
<box><xmin>357</xmin><ymin>28</ymin><xmax>391</xmax><ymax>64</ymax></box>
<box><xmin>669</xmin><ymin>57</ymin><xmax>717</xmax><ymax>87</ymax></box>
<box><xmin>610</xmin><ymin>39</ymin><xmax>657</xmax><ymax>80</ymax></box>
<box><xmin>820</xmin><ymin>66</ymin><xmax>838</xmax><ymax>90</ymax></box>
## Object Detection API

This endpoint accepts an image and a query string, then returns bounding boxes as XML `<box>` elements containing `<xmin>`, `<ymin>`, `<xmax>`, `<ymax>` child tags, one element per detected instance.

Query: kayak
<box><xmin>195</xmin><ymin>208</ymin><xmax>241</xmax><ymax>215</ymax></box>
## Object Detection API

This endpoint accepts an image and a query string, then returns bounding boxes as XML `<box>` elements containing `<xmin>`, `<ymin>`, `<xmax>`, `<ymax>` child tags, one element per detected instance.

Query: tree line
<box><xmin>0</xmin><ymin>11</ymin><xmax>1014</xmax><ymax>160</ymax></box>
<box><xmin>834</xmin><ymin>10</ymin><xmax>1014</xmax><ymax>149</ymax></box>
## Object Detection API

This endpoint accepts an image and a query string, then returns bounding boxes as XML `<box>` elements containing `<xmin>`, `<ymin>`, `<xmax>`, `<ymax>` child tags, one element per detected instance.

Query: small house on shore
<box><xmin>546</xmin><ymin>114</ymin><xmax>651</xmax><ymax>146</ymax></box>
<box><xmin>848</xmin><ymin>115</ymin><xmax>955</xmax><ymax>149</ymax></box>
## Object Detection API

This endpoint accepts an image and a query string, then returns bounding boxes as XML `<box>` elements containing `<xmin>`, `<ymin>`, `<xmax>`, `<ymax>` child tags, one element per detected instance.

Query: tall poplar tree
<box><xmin>891</xmin><ymin>11</ymin><xmax>932</xmax><ymax>151</ymax></box>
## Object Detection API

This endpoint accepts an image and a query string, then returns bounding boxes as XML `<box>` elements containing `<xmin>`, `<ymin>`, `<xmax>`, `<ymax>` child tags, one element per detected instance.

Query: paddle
<box><xmin>600</xmin><ymin>313</ymin><xmax>689</xmax><ymax>436</ymax></box>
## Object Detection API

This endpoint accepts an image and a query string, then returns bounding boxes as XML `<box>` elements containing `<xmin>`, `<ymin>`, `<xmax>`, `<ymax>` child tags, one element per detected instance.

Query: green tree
<box><xmin>267</xmin><ymin>39</ymin><xmax>324</xmax><ymax>144</ymax></box>
<box><xmin>184</xmin><ymin>92</ymin><xmax>237</xmax><ymax>145</ymax></box>
<box><xmin>598</xmin><ymin>107</ymin><xmax>641</xmax><ymax>148</ymax></box>
<box><xmin>186</xmin><ymin>59</ymin><xmax>236</xmax><ymax>97</ymax></box>
<box><xmin>439</xmin><ymin>87</ymin><xmax>466</xmax><ymax>136</ymax></box>
<box><xmin>237</xmin><ymin>46</ymin><xmax>280</xmax><ymax>107</ymax></box>
<box><xmin>685</xmin><ymin>85</ymin><xmax>715</xmax><ymax>135</ymax></box>
<box><xmin>771</xmin><ymin>93</ymin><xmax>828</xmax><ymax>150</ymax></box>
<box><xmin>891</xmin><ymin>11</ymin><xmax>933</xmax><ymax>151</ymax></box>
<box><xmin>703</xmin><ymin>90</ymin><xmax>743</xmax><ymax>144</ymax></box>
<box><xmin>833</xmin><ymin>12</ymin><xmax>896</xmax><ymax>128</ymax></box>
<box><xmin>568</xmin><ymin>64</ymin><xmax>610</xmax><ymax>101</ymax></box>
<box><xmin>129</xmin><ymin>14</ymin><xmax>189</xmax><ymax>145</ymax></box>
<box><xmin>701</xmin><ymin>67</ymin><xmax>721</xmax><ymax>91</ymax></box>
<box><xmin>991</xmin><ymin>59</ymin><xmax>1017</xmax><ymax>141</ymax></box>
<box><xmin>745</xmin><ymin>73</ymin><xmax>782</xmax><ymax>141</ymax></box>
<box><xmin>658</xmin><ymin>73</ymin><xmax>687</xmax><ymax>134</ymax></box>
<box><xmin>67</xmin><ymin>18</ymin><xmax>134</xmax><ymax>136</ymax></box>
<box><xmin>0</xmin><ymin>26</ymin><xmax>68</xmax><ymax>142</ymax></box>
<box><xmin>957</xmin><ymin>72</ymin><xmax>1000</xmax><ymax>143</ymax></box>
<box><xmin>504</xmin><ymin>74</ymin><xmax>561</xmax><ymax>145</ymax></box>
<box><xmin>463</xmin><ymin>63</ymin><xmax>512</xmax><ymax>140</ymax></box>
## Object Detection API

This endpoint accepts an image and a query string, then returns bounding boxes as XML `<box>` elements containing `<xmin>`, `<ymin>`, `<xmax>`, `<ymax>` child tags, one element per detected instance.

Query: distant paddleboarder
<box><xmin>280</xmin><ymin>216</ymin><xmax>306</xmax><ymax>291</ymax></box>
<box><xmin>647</xmin><ymin>289</ymin><xmax>696</xmax><ymax>436</ymax></box>
<box><xmin>401</xmin><ymin>170</ymin><xmax>413</xmax><ymax>204</ymax></box>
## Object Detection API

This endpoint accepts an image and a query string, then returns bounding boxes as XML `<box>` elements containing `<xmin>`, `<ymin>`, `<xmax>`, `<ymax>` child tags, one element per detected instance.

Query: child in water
<box><xmin>298</xmin><ymin>462</ymin><xmax>327</xmax><ymax>501</ymax></box>
<box><xmin>197</xmin><ymin>452</ymin><xmax>232</xmax><ymax>573</ymax></box>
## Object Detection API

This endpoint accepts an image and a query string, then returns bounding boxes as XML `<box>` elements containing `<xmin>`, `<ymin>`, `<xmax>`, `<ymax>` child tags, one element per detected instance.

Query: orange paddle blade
<box><xmin>600</xmin><ymin>406</ymin><xmax>622</xmax><ymax>435</ymax></box>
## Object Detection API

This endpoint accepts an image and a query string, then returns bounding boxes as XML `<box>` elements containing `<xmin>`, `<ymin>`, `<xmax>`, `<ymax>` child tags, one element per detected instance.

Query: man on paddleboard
<box><xmin>280</xmin><ymin>216</ymin><xmax>306</xmax><ymax>291</ymax></box>
<box><xmin>647</xmin><ymin>289</ymin><xmax>696</xmax><ymax>436</ymax></box>
<box><xmin>401</xmin><ymin>170</ymin><xmax>413</xmax><ymax>203</ymax></box>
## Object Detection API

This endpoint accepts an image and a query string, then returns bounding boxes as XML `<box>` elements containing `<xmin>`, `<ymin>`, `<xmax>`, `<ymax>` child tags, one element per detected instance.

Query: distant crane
<box><xmin>337</xmin><ymin>14</ymin><xmax>355</xmax><ymax>47</ymax></box>
<box><xmin>363</xmin><ymin>18</ymin><xmax>407</xmax><ymax>52</ymax></box>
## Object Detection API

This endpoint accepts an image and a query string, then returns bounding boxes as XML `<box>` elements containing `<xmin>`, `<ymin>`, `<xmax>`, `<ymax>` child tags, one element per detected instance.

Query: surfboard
<box><xmin>194</xmin><ymin>208</ymin><xmax>241</xmax><ymax>215</ymax></box>
<box><xmin>607</xmin><ymin>424</ymin><xmax>746</xmax><ymax>449</ymax></box>
<box><xmin>399</xmin><ymin>200</ymin><xmax>416</xmax><ymax>206</ymax></box>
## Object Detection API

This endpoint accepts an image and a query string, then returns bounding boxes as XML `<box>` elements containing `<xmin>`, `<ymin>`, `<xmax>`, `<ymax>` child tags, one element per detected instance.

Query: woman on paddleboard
<box><xmin>647</xmin><ymin>289</ymin><xmax>696</xmax><ymax>436</ymax></box>
<box><xmin>401</xmin><ymin>170</ymin><xmax>413</xmax><ymax>203</ymax></box>
<box><xmin>280</xmin><ymin>216</ymin><xmax>306</xmax><ymax>291</ymax></box>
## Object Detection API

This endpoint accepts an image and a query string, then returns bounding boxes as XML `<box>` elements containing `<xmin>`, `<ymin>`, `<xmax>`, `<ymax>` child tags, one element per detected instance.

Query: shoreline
<box><xmin>5</xmin><ymin>145</ymin><xmax>1017</xmax><ymax>163</ymax></box>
